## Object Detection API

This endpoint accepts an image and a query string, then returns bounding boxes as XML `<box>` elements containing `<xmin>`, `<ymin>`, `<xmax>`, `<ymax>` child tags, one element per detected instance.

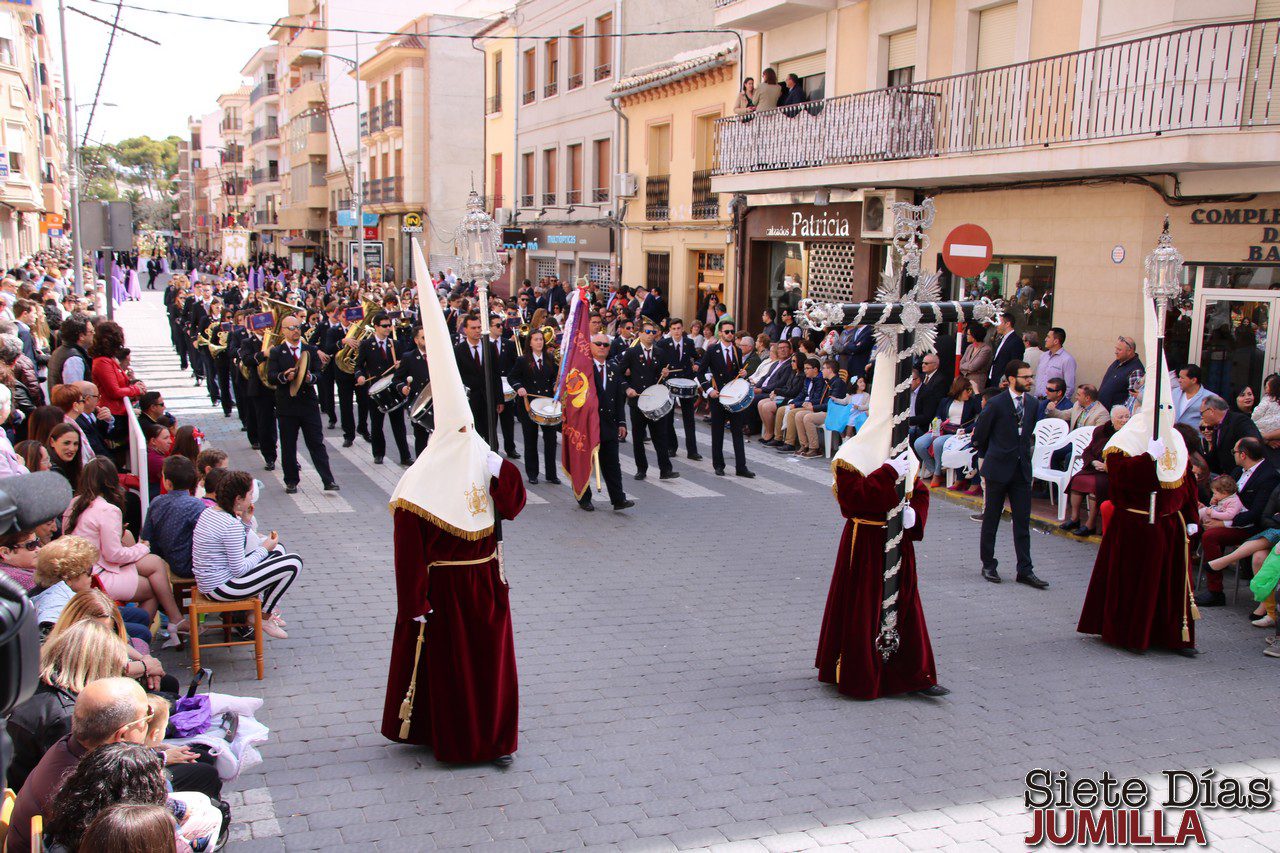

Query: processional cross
<box><xmin>797</xmin><ymin>199</ymin><xmax>1001</xmax><ymax>659</ymax></box>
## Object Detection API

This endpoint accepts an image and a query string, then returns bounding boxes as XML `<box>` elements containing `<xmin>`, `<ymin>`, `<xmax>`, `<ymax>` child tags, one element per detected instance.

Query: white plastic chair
<box><xmin>1030</xmin><ymin>418</ymin><xmax>1071</xmax><ymax>513</ymax></box>
<box><xmin>1042</xmin><ymin>425</ymin><xmax>1099</xmax><ymax>520</ymax></box>
<box><xmin>940</xmin><ymin>433</ymin><xmax>976</xmax><ymax>487</ymax></box>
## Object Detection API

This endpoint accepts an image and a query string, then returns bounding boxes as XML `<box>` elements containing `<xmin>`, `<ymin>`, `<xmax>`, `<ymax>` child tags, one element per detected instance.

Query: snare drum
<box><xmin>529</xmin><ymin>397</ymin><xmax>563</xmax><ymax>426</ymax></box>
<box><xmin>409</xmin><ymin>384</ymin><xmax>434</xmax><ymax>432</ymax></box>
<box><xmin>718</xmin><ymin>378</ymin><xmax>755</xmax><ymax>413</ymax></box>
<box><xmin>369</xmin><ymin>372</ymin><xmax>410</xmax><ymax>414</ymax></box>
<box><xmin>502</xmin><ymin>378</ymin><xmax>516</xmax><ymax>402</ymax></box>
<box><xmin>637</xmin><ymin>385</ymin><xmax>674</xmax><ymax>421</ymax></box>
<box><xmin>665</xmin><ymin>377</ymin><xmax>700</xmax><ymax>399</ymax></box>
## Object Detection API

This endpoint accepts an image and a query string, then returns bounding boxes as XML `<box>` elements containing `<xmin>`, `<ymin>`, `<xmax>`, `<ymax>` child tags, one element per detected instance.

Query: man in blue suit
<box><xmin>972</xmin><ymin>360</ymin><xmax>1050</xmax><ymax>589</ymax></box>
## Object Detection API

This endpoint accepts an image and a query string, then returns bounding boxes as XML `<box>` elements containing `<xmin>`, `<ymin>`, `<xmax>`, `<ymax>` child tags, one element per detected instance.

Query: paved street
<box><xmin>123</xmin><ymin>289</ymin><xmax>1280</xmax><ymax>851</ymax></box>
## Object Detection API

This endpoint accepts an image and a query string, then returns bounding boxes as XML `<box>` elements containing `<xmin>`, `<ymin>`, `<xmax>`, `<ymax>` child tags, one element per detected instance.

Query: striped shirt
<box><xmin>191</xmin><ymin>506</ymin><xmax>267</xmax><ymax>593</ymax></box>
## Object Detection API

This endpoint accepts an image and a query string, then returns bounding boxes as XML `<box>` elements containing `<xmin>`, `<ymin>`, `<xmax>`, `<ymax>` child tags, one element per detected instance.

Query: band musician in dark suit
<box><xmin>508</xmin><ymin>328</ymin><xmax>560</xmax><ymax>484</ymax></box>
<box><xmin>580</xmin><ymin>333</ymin><xmax>633</xmax><ymax>512</ymax></box>
<box><xmin>392</xmin><ymin>325</ymin><xmax>431</xmax><ymax>455</ymax></box>
<box><xmin>656</xmin><ymin>318</ymin><xmax>701</xmax><ymax>460</ymax></box>
<box><xmin>972</xmin><ymin>360</ymin><xmax>1048</xmax><ymax>589</ymax></box>
<box><xmin>487</xmin><ymin>316</ymin><xmax>520</xmax><ymax>459</ymax></box>
<box><xmin>240</xmin><ymin>323</ymin><xmax>277</xmax><ymax>471</ymax></box>
<box><xmin>356</xmin><ymin>311</ymin><xmax>412</xmax><ymax>466</ymax></box>
<box><xmin>619</xmin><ymin>318</ymin><xmax>678</xmax><ymax>481</ymax></box>
<box><xmin>453</xmin><ymin>312</ymin><xmax>504</xmax><ymax>448</ymax></box>
<box><xmin>268</xmin><ymin>315</ymin><xmax>339</xmax><ymax>494</ymax></box>
<box><xmin>698</xmin><ymin>320</ymin><xmax>755</xmax><ymax>478</ymax></box>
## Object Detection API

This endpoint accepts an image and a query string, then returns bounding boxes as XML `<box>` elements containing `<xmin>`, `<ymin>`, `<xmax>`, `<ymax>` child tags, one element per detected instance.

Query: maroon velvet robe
<box><xmin>815</xmin><ymin>463</ymin><xmax>938</xmax><ymax>699</ymax></box>
<box><xmin>1078</xmin><ymin>453</ymin><xmax>1198</xmax><ymax>651</ymax></box>
<box><xmin>381</xmin><ymin>460</ymin><xmax>527</xmax><ymax>762</ymax></box>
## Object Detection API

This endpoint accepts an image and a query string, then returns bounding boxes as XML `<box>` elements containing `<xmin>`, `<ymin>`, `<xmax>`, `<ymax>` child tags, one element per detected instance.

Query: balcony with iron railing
<box><xmin>486</xmin><ymin>94</ymin><xmax>502</xmax><ymax>115</ymax></box>
<box><xmin>523</xmin><ymin>88</ymin><xmax>536</xmax><ymax>105</ymax></box>
<box><xmin>566</xmin><ymin>188</ymin><xmax>582</xmax><ymax>205</ymax></box>
<box><xmin>591</xmin><ymin>186</ymin><xmax>609</xmax><ymax>203</ymax></box>
<box><xmin>544</xmin><ymin>81</ymin><xmax>558</xmax><ymax>98</ymax></box>
<box><xmin>250</xmin><ymin>120</ymin><xmax>279</xmax><ymax>145</ymax></box>
<box><xmin>714</xmin><ymin>18</ymin><xmax>1280</xmax><ymax>184</ymax></box>
<box><xmin>593</xmin><ymin>63</ymin><xmax>611</xmax><ymax>82</ymax></box>
<box><xmin>249</xmin><ymin>79</ymin><xmax>278</xmax><ymax>104</ymax></box>
<box><xmin>252</xmin><ymin>167</ymin><xmax>280</xmax><ymax>184</ymax></box>
<box><xmin>691</xmin><ymin>170</ymin><xmax>719</xmax><ymax>219</ymax></box>
<box><xmin>541</xmin><ymin>191</ymin><xmax>557</xmax><ymax>206</ymax></box>
<box><xmin>520</xmin><ymin>193</ymin><xmax>534</xmax><ymax>207</ymax></box>
<box><xmin>568</xmin><ymin>72</ymin><xmax>583</xmax><ymax>90</ymax></box>
<box><xmin>645</xmin><ymin>175</ymin><xmax>670</xmax><ymax>221</ymax></box>
<box><xmin>220</xmin><ymin>117</ymin><xmax>242</xmax><ymax>132</ymax></box>
<box><xmin>362</xmin><ymin>176</ymin><xmax>404</xmax><ymax>205</ymax></box>
<box><xmin>380</xmin><ymin>99</ymin><xmax>402</xmax><ymax>131</ymax></box>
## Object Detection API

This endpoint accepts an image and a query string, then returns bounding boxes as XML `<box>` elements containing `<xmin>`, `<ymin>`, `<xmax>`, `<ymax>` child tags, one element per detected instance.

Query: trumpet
<box><xmin>334</xmin><ymin>299</ymin><xmax>382</xmax><ymax>375</ymax></box>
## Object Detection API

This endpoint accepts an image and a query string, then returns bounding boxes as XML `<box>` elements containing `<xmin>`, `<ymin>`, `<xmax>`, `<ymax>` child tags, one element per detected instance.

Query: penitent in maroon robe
<box><xmin>1078</xmin><ymin>453</ymin><xmax>1198</xmax><ymax>651</ymax></box>
<box><xmin>380</xmin><ymin>460</ymin><xmax>527</xmax><ymax>762</ymax></box>
<box><xmin>815</xmin><ymin>463</ymin><xmax>938</xmax><ymax>699</ymax></box>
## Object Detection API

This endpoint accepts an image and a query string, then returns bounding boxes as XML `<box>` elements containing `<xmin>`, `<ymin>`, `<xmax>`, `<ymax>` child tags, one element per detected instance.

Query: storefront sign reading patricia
<box><xmin>1189</xmin><ymin>206</ymin><xmax>1280</xmax><ymax>261</ymax></box>
<box><xmin>765</xmin><ymin>211</ymin><xmax>854</xmax><ymax>238</ymax></box>
<box><xmin>749</xmin><ymin>203</ymin><xmax>861</xmax><ymax>242</ymax></box>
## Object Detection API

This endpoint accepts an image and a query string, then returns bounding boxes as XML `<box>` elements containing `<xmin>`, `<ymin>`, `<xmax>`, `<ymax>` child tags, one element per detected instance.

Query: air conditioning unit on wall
<box><xmin>615</xmin><ymin>172</ymin><xmax>638</xmax><ymax>198</ymax></box>
<box><xmin>860</xmin><ymin>189</ymin><xmax>913</xmax><ymax>241</ymax></box>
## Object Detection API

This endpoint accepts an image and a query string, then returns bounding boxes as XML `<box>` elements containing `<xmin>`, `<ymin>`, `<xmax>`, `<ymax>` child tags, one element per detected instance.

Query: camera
<box><xmin>0</xmin><ymin>471</ymin><xmax>74</xmax><ymax>789</ymax></box>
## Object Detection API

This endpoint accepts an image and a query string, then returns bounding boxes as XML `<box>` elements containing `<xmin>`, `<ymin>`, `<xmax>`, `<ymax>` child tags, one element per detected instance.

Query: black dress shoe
<box><xmin>400</xmin><ymin>458</ymin><xmax>413</xmax><ymax>467</ymax></box>
<box><xmin>1016</xmin><ymin>572</ymin><xmax>1050</xmax><ymax>590</ymax></box>
<box><xmin>1174</xmin><ymin>647</ymin><xmax>1200</xmax><ymax>658</ymax></box>
<box><xmin>579</xmin><ymin>500</ymin><xmax>595</xmax><ymax>512</ymax></box>
<box><xmin>374</xmin><ymin>456</ymin><xmax>384</xmax><ymax>465</ymax></box>
<box><xmin>507</xmin><ymin>450</ymin><xmax>521</xmax><ymax>460</ymax></box>
<box><xmin>714</xmin><ymin>467</ymin><xmax>725</xmax><ymax>476</ymax></box>
<box><xmin>328</xmin><ymin>419</ymin><xmax>337</xmax><ymax>429</ymax></box>
<box><xmin>492</xmin><ymin>754</ymin><xmax>514</xmax><ymax>768</ymax></box>
<box><xmin>775</xmin><ymin>444</ymin><xmax>796</xmax><ymax>453</ymax></box>
<box><xmin>342</xmin><ymin>438</ymin><xmax>354</xmax><ymax>447</ymax></box>
<box><xmin>981</xmin><ymin>566</ymin><xmax>1001</xmax><ymax>583</ymax></box>
<box><xmin>735</xmin><ymin>469</ymin><xmax>756</xmax><ymax>479</ymax></box>
<box><xmin>285</xmin><ymin>484</ymin><xmax>298</xmax><ymax>494</ymax></box>
<box><xmin>1058</xmin><ymin>519</ymin><xmax>1080</xmax><ymax>532</ymax></box>
<box><xmin>634</xmin><ymin>471</ymin><xmax>646</xmax><ymax>481</ymax></box>
<box><xmin>264</xmin><ymin>462</ymin><xmax>275</xmax><ymax>471</ymax></box>
<box><xmin>545</xmin><ymin>476</ymin><xmax>561</xmax><ymax>485</ymax></box>
<box><xmin>613</xmin><ymin>499</ymin><xmax>635</xmax><ymax>511</ymax></box>
<box><xmin>659</xmin><ymin>470</ymin><xmax>680</xmax><ymax>480</ymax></box>
<box><xmin>528</xmin><ymin>475</ymin><xmax>539</xmax><ymax>484</ymax></box>
<box><xmin>1072</xmin><ymin>526</ymin><xmax>1097</xmax><ymax>538</ymax></box>
<box><xmin>324</xmin><ymin>482</ymin><xmax>340</xmax><ymax>491</ymax></box>
<box><xmin>687</xmin><ymin>453</ymin><xmax>703</xmax><ymax>461</ymax></box>
<box><xmin>1195</xmin><ymin>590</ymin><xmax>1226</xmax><ymax>607</ymax></box>
<box><xmin>914</xmin><ymin>684</ymin><xmax>950</xmax><ymax>697</ymax></box>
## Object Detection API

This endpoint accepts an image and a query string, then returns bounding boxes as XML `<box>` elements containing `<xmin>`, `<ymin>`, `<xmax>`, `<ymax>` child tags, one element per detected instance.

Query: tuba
<box><xmin>334</xmin><ymin>299</ymin><xmax>382</xmax><ymax>374</ymax></box>
<box><xmin>256</xmin><ymin>297</ymin><xmax>297</xmax><ymax>389</ymax></box>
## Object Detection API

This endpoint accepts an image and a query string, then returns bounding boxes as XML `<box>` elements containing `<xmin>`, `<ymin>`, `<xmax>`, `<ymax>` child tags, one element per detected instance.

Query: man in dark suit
<box><xmin>910</xmin><ymin>353</ymin><xmax>948</xmax><ymax>439</ymax></box>
<box><xmin>843</xmin><ymin>325</ymin><xmax>874</xmax><ymax>382</ymax></box>
<box><xmin>986</xmin><ymin>315</ymin><xmax>1025</xmax><ymax>388</ymax></box>
<box><xmin>1198</xmin><ymin>435</ymin><xmax>1278</xmax><ymax>606</ymax></box>
<box><xmin>392</xmin><ymin>325</ymin><xmax>431</xmax><ymax>455</ymax></box>
<box><xmin>619</xmin><ymin>318</ymin><xmax>679</xmax><ymax>481</ymax></box>
<box><xmin>314</xmin><ymin>301</ymin><xmax>340</xmax><ymax>426</ymax></box>
<box><xmin>356</xmin><ymin>311</ymin><xmax>412</xmax><ymax>466</ymax></box>
<box><xmin>487</xmin><ymin>316</ymin><xmax>520</xmax><ymax>459</ymax></box>
<box><xmin>268</xmin><ymin>315</ymin><xmax>338</xmax><ymax>493</ymax></box>
<box><xmin>657</xmin><ymin>318</ymin><xmax>701</xmax><ymax>460</ymax></box>
<box><xmin>1199</xmin><ymin>394</ymin><xmax>1262</xmax><ymax>475</ymax></box>
<box><xmin>608</xmin><ymin>319</ymin><xmax>636</xmax><ymax>363</ymax></box>
<box><xmin>453</xmin><ymin>312</ymin><xmax>504</xmax><ymax>449</ymax></box>
<box><xmin>700</xmin><ymin>320</ymin><xmax>755</xmax><ymax>478</ymax></box>
<box><xmin>508</xmin><ymin>329</ymin><xmax>559</xmax><ymax>483</ymax></box>
<box><xmin>580</xmin><ymin>333</ymin><xmax>633</xmax><ymax>511</ymax></box>
<box><xmin>972</xmin><ymin>360</ymin><xmax>1049</xmax><ymax>588</ymax></box>
<box><xmin>639</xmin><ymin>287</ymin><xmax>669</xmax><ymax>327</ymax></box>
<box><xmin>547</xmin><ymin>279</ymin><xmax>569</xmax><ymax>316</ymax></box>
<box><xmin>147</xmin><ymin>256</ymin><xmax>160</xmax><ymax>290</ymax></box>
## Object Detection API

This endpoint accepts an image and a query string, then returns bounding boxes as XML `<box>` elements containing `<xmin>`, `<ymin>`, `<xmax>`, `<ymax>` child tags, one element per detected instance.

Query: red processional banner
<box><xmin>556</xmin><ymin>289</ymin><xmax>600</xmax><ymax>499</ymax></box>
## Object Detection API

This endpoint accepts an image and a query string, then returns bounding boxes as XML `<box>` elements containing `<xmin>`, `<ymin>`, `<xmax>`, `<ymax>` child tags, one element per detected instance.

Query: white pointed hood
<box><xmin>832</xmin><ymin>350</ymin><xmax>918</xmax><ymax>489</ymax></box>
<box><xmin>389</xmin><ymin>239</ymin><xmax>495</xmax><ymax>538</ymax></box>
<box><xmin>1104</xmin><ymin>290</ymin><xmax>1188</xmax><ymax>484</ymax></box>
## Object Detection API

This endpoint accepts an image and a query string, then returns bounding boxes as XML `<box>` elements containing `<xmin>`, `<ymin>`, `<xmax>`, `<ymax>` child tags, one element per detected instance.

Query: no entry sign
<box><xmin>942</xmin><ymin>224</ymin><xmax>993</xmax><ymax>278</ymax></box>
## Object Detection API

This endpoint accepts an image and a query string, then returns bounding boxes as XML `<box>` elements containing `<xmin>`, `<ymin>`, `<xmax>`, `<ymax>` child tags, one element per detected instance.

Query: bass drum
<box><xmin>637</xmin><ymin>384</ymin><xmax>674</xmax><ymax>421</ymax></box>
<box><xmin>369</xmin><ymin>372</ymin><xmax>410</xmax><ymax>414</ymax></box>
<box><xmin>409</xmin><ymin>384</ymin><xmax>434</xmax><ymax>432</ymax></box>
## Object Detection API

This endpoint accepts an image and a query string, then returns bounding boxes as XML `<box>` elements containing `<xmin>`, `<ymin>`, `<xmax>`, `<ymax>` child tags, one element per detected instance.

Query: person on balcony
<box><xmin>734</xmin><ymin>77</ymin><xmax>757</xmax><ymax>115</ymax></box>
<box><xmin>755</xmin><ymin>68</ymin><xmax>782</xmax><ymax>111</ymax></box>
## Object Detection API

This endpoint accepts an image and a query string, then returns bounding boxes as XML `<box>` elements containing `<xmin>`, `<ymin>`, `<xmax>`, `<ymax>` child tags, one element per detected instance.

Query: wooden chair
<box><xmin>188</xmin><ymin>590</ymin><xmax>264</xmax><ymax>680</ymax></box>
<box><xmin>1</xmin><ymin>787</ymin><xmax>15</xmax><ymax>850</ymax></box>
<box><xmin>170</xmin><ymin>568</ymin><xmax>197</xmax><ymax>612</ymax></box>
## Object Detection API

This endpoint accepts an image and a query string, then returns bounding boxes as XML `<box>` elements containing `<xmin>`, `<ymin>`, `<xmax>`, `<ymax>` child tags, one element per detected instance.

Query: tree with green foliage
<box><xmin>80</xmin><ymin>134</ymin><xmax>181</xmax><ymax>230</ymax></box>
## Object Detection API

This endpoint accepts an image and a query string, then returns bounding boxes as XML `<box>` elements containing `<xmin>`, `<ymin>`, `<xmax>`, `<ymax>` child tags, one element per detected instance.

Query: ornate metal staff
<box><xmin>798</xmin><ymin>199</ymin><xmax>1000</xmax><ymax>659</ymax></box>
<box><xmin>1143</xmin><ymin>216</ymin><xmax>1184</xmax><ymax>520</ymax></box>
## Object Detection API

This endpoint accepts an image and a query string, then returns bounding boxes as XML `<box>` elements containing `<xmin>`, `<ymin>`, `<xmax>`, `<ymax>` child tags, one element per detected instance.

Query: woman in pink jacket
<box><xmin>63</xmin><ymin>458</ymin><xmax>187</xmax><ymax>638</ymax></box>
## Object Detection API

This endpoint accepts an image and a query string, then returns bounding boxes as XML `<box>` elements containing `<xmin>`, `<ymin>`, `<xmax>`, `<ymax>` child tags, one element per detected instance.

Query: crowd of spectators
<box><xmin>2</xmin><ymin>250</ymin><xmax>304</xmax><ymax>851</ymax></box>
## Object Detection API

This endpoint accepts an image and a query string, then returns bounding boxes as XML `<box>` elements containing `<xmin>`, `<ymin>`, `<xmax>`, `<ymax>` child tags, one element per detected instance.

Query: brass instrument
<box><xmin>334</xmin><ymin>299</ymin><xmax>382</xmax><ymax>375</ymax></box>
<box><xmin>195</xmin><ymin>320</ymin><xmax>228</xmax><ymax>358</ymax></box>
<box><xmin>256</xmin><ymin>297</ymin><xmax>297</xmax><ymax>389</ymax></box>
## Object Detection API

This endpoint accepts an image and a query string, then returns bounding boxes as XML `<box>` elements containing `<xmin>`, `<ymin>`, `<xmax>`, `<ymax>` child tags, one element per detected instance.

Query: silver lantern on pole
<box><xmin>1143</xmin><ymin>216</ymin><xmax>1184</xmax><ymax>443</ymax></box>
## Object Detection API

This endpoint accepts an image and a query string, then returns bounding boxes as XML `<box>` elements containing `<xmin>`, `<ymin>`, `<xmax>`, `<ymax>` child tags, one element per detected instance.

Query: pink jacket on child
<box><xmin>1199</xmin><ymin>493</ymin><xmax>1245</xmax><ymax>524</ymax></box>
<box><xmin>63</xmin><ymin>496</ymin><xmax>149</xmax><ymax>574</ymax></box>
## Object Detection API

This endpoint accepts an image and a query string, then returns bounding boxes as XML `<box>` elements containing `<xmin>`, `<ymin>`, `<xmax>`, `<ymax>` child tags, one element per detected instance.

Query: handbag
<box><xmin>824</xmin><ymin>401</ymin><xmax>852</xmax><ymax>434</ymax></box>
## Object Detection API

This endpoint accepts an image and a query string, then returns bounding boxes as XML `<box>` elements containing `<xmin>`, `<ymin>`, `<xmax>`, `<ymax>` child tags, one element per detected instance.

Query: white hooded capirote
<box><xmin>1102</xmin><ymin>288</ymin><xmax>1188</xmax><ymax>485</ymax></box>
<box><xmin>388</xmin><ymin>239</ymin><xmax>496</xmax><ymax>538</ymax></box>
<box><xmin>832</xmin><ymin>350</ymin><xmax>919</xmax><ymax>490</ymax></box>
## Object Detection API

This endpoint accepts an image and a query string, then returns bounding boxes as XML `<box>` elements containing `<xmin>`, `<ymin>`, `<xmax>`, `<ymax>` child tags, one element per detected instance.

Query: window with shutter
<box><xmin>976</xmin><ymin>3</ymin><xmax>1017</xmax><ymax>71</ymax></box>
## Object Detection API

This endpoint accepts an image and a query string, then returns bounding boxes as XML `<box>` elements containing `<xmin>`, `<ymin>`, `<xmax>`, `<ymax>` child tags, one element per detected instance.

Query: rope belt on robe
<box><xmin>1122</xmin><ymin>506</ymin><xmax>1201</xmax><ymax>641</ymax></box>
<box><xmin>835</xmin><ymin>518</ymin><xmax>887</xmax><ymax>683</ymax></box>
<box><xmin>398</xmin><ymin>549</ymin><xmax>499</xmax><ymax>738</ymax></box>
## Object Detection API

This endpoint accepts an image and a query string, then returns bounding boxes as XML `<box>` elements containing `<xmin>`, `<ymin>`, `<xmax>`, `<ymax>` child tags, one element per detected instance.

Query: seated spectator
<box><xmin>50</xmin><ymin>381</ymin><xmax>94</xmax><ymax>462</ymax></box>
<box><xmin>1039</xmin><ymin>377</ymin><xmax>1070</xmax><ymax>420</ymax></box>
<box><xmin>63</xmin><ymin>457</ymin><xmax>188</xmax><ymax>637</ymax></box>
<box><xmin>193</xmin><ymin>470</ymin><xmax>301</xmax><ymax>640</ymax></box>
<box><xmin>748</xmin><ymin>342</ymin><xmax>778</xmax><ymax>385</ymax></box>
<box><xmin>1058</xmin><ymin>405</ymin><xmax>1130</xmax><ymax>537</ymax></box>
<box><xmin>145</xmin><ymin>422</ymin><xmax>172</xmax><ymax>498</ymax></box>
<box><xmin>0</xmin><ymin>383</ymin><xmax>27</xmax><ymax>476</ymax></box>
<box><xmin>1253</xmin><ymin>373</ymin><xmax>1280</xmax><ymax>448</ymax></box>
<box><xmin>773</xmin><ymin>357</ymin><xmax>826</xmax><ymax>454</ymax></box>
<box><xmin>30</xmin><ymin>535</ymin><xmax>97</xmax><ymax>627</ymax></box>
<box><xmin>790</xmin><ymin>359</ymin><xmax>846</xmax><ymax>457</ymax></box>
<box><xmin>195</xmin><ymin>447</ymin><xmax>228</xmax><ymax>487</ymax></box>
<box><xmin>7</xmin><ymin>678</ymin><xmax>160</xmax><ymax>853</ymax></box>
<box><xmin>958</xmin><ymin>324</ymin><xmax>993</xmax><ymax>392</ymax></box>
<box><xmin>27</xmin><ymin>403</ymin><xmax>66</xmax><ymax>446</ymax></box>
<box><xmin>13</xmin><ymin>438</ymin><xmax>48</xmax><ymax>472</ymax></box>
<box><xmin>50</xmin><ymin>312</ymin><xmax>93</xmax><ymax>385</ymax></box>
<box><xmin>200</xmin><ymin>466</ymin><xmax>229</xmax><ymax>505</ymax></box>
<box><xmin>0</xmin><ymin>330</ymin><xmax>44</xmax><ymax>407</ymax></box>
<box><xmin>1200</xmin><ymin>474</ymin><xmax>1245</xmax><ymax>527</ymax></box>
<box><xmin>1235</xmin><ymin>385</ymin><xmax>1257</xmax><ymax>417</ymax></box>
<box><xmin>847</xmin><ymin>376</ymin><xmax>870</xmax><ymax>433</ymax></box>
<box><xmin>1097</xmin><ymin>335</ymin><xmax>1143</xmax><ymax>409</ymax></box>
<box><xmin>913</xmin><ymin>376</ymin><xmax>981</xmax><ymax>486</ymax></box>
<box><xmin>49</xmin><ymin>588</ymin><xmax>167</xmax><ymax>684</ymax></box>
<box><xmin>951</xmin><ymin>387</ymin><xmax>1005</xmax><ymax>496</ymax></box>
<box><xmin>1049</xmin><ymin>383</ymin><xmax>1108</xmax><ymax>430</ymax></box>
<box><xmin>758</xmin><ymin>353</ymin><xmax>805</xmax><ymax>446</ymax></box>
<box><xmin>81</xmin><ymin>803</ymin><xmax>182</xmax><ymax>853</ymax></box>
<box><xmin>73</xmin><ymin>380</ymin><xmax>115</xmax><ymax>457</ymax></box>
<box><xmin>0</xmin><ymin>524</ymin><xmax>40</xmax><ymax>590</ymax></box>
<box><xmin>47</xmin><ymin>421</ymin><xmax>85</xmax><ymax>488</ymax></box>
<box><xmin>90</xmin><ymin>320</ymin><xmax>144</xmax><ymax>443</ymax></box>
<box><xmin>142</xmin><ymin>456</ymin><xmax>206</xmax><ymax>579</ymax></box>
<box><xmin>1201</xmin><ymin>394</ymin><xmax>1263</xmax><ymax>475</ymax></box>
<box><xmin>1198</xmin><ymin>435</ymin><xmax>1278</xmax><ymax>607</ymax></box>
<box><xmin>138</xmin><ymin>390</ymin><xmax>167</xmax><ymax>429</ymax></box>
<box><xmin>171</xmin><ymin>424</ymin><xmax>201</xmax><ymax>463</ymax></box>
<box><xmin>3</xmin><ymin>619</ymin><xmax>130</xmax><ymax>790</ymax></box>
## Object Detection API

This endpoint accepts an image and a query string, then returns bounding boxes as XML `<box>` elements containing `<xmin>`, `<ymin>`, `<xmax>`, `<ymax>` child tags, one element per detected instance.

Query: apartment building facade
<box><xmin>243</xmin><ymin>45</ymin><xmax>282</xmax><ymax>256</ymax></box>
<box><xmin>213</xmin><ymin>87</ymin><xmax>251</xmax><ymax>256</ymax></box>
<box><xmin>710</xmin><ymin>0</ymin><xmax>1280</xmax><ymax>393</ymax></box>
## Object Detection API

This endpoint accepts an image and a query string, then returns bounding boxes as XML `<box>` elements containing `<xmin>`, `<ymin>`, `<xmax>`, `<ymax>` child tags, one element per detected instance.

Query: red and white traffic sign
<box><xmin>942</xmin><ymin>224</ymin><xmax>993</xmax><ymax>278</ymax></box>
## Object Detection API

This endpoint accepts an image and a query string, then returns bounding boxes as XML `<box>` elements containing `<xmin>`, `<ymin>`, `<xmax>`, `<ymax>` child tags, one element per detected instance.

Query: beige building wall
<box><xmin>482</xmin><ymin>20</ymin><xmax>516</xmax><ymax>219</ymax></box>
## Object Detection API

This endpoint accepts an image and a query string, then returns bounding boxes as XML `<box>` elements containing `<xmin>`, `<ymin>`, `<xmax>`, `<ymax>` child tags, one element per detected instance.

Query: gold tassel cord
<box><xmin>398</xmin><ymin>621</ymin><xmax>427</xmax><ymax>739</ymax></box>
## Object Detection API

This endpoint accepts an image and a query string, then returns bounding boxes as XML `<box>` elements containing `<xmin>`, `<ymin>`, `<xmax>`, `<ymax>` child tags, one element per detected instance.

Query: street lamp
<box><xmin>1143</xmin><ymin>216</ymin><xmax>1184</xmax><ymax>443</ymax></box>
<box><xmin>298</xmin><ymin>41</ymin><xmax>363</xmax><ymax>282</ymax></box>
